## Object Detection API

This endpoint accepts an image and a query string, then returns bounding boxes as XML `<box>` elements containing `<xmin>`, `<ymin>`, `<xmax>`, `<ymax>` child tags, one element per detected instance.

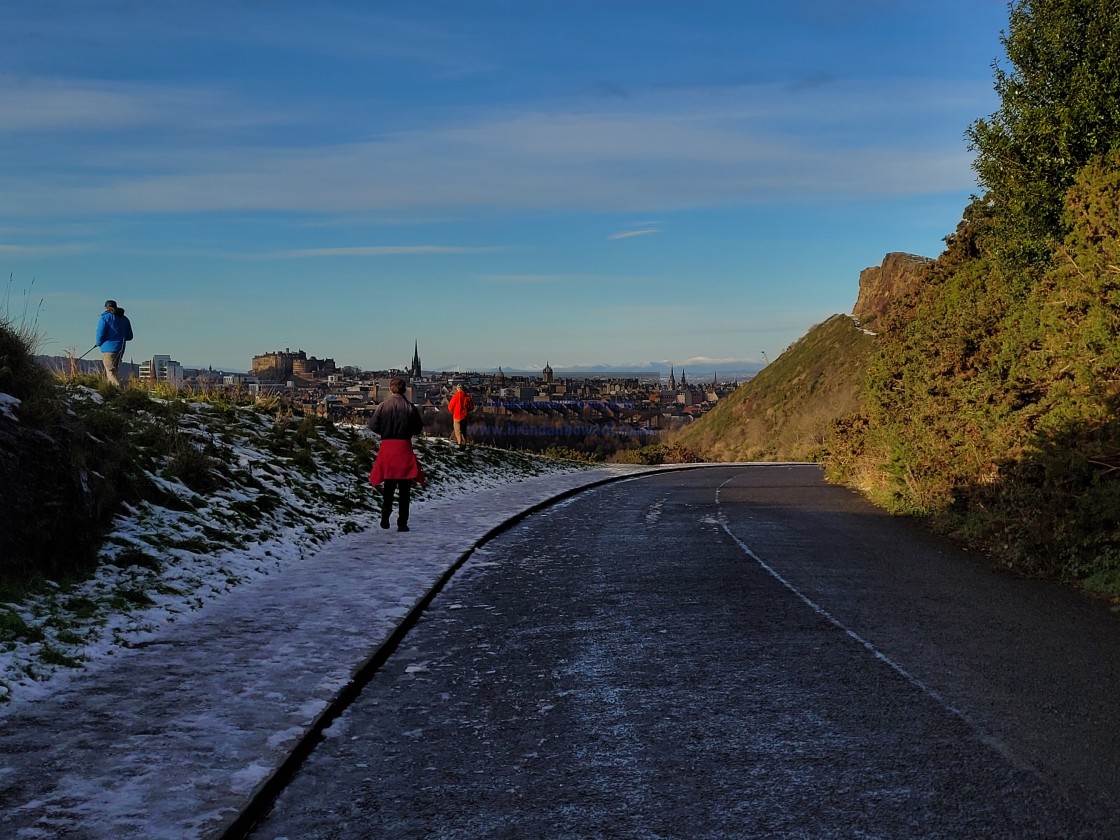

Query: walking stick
<box><xmin>77</xmin><ymin>344</ymin><xmax>99</xmax><ymax>360</ymax></box>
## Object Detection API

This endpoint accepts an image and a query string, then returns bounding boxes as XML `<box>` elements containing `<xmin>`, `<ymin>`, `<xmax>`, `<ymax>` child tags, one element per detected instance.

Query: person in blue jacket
<box><xmin>95</xmin><ymin>299</ymin><xmax>133</xmax><ymax>389</ymax></box>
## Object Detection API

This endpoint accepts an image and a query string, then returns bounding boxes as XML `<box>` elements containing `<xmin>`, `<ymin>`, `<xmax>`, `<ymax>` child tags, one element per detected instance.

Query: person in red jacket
<box><xmin>447</xmin><ymin>384</ymin><xmax>474</xmax><ymax>449</ymax></box>
<box><xmin>368</xmin><ymin>379</ymin><xmax>425</xmax><ymax>532</ymax></box>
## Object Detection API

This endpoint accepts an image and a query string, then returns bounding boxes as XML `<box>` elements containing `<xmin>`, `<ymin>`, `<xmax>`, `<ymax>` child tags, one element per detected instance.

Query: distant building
<box><xmin>139</xmin><ymin>355</ymin><xmax>184</xmax><ymax>388</ymax></box>
<box><xmin>252</xmin><ymin>348</ymin><xmax>303</xmax><ymax>381</ymax></box>
<box><xmin>252</xmin><ymin>348</ymin><xmax>336</xmax><ymax>382</ymax></box>
<box><xmin>410</xmin><ymin>341</ymin><xmax>423</xmax><ymax>379</ymax></box>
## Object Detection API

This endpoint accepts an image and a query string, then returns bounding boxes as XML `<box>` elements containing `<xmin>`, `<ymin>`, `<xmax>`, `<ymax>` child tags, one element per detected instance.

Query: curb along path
<box><xmin>0</xmin><ymin>464</ymin><xmax>669</xmax><ymax>839</ymax></box>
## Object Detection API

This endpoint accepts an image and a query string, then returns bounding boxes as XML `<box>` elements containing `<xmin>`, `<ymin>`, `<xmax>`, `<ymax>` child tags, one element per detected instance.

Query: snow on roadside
<box><xmin>0</xmin><ymin>397</ymin><xmax>586</xmax><ymax>708</ymax></box>
<box><xmin>0</xmin><ymin>392</ymin><xmax>20</xmax><ymax>421</ymax></box>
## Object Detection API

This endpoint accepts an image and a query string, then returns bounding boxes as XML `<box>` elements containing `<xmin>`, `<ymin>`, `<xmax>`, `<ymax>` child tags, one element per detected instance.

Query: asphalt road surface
<box><xmin>250</xmin><ymin>465</ymin><xmax>1120</xmax><ymax>839</ymax></box>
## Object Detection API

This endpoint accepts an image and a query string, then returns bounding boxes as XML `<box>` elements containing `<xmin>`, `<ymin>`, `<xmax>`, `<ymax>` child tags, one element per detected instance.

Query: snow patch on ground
<box><xmin>0</xmin><ymin>397</ymin><xmax>586</xmax><ymax>706</ymax></box>
<box><xmin>0</xmin><ymin>391</ymin><xmax>21</xmax><ymax>420</ymax></box>
<box><xmin>0</xmin><ymin>462</ymin><xmax>652</xmax><ymax>838</ymax></box>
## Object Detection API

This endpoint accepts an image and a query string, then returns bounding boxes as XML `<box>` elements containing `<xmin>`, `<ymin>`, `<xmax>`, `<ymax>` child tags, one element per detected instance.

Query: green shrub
<box><xmin>612</xmin><ymin>443</ymin><xmax>701</xmax><ymax>465</ymax></box>
<box><xmin>39</xmin><ymin>645</ymin><xmax>84</xmax><ymax>668</ymax></box>
<box><xmin>117</xmin><ymin>386</ymin><xmax>154</xmax><ymax>411</ymax></box>
<box><xmin>542</xmin><ymin>446</ymin><xmax>599</xmax><ymax>463</ymax></box>
<box><xmin>108</xmin><ymin>547</ymin><xmax>162</xmax><ymax>571</ymax></box>
<box><xmin>166</xmin><ymin>438</ymin><xmax>220</xmax><ymax>493</ymax></box>
<box><xmin>290</xmin><ymin>447</ymin><xmax>318</xmax><ymax>473</ymax></box>
<box><xmin>0</xmin><ymin>610</ymin><xmax>44</xmax><ymax>644</ymax></box>
<box><xmin>295</xmin><ymin>415</ymin><xmax>320</xmax><ymax>443</ymax></box>
<box><xmin>0</xmin><ymin>310</ymin><xmax>51</xmax><ymax>405</ymax></box>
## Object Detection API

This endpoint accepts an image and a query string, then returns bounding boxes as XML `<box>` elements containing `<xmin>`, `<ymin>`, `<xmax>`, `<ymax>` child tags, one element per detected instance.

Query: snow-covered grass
<box><xmin>0</xmin><ymin>389</ymin><xmax>587</xmax><ymax>705</ymax></box>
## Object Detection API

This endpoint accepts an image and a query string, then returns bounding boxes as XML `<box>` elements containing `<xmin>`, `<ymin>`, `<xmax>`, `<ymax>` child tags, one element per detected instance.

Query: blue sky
<box><xmin>1</xmin><ymin>0</ymin><xmax>1009</xmax><ymax>373</ymax></box>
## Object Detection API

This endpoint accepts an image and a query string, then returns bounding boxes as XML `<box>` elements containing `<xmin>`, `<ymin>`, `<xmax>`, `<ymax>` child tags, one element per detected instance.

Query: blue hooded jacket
<box><xmin>96</xmin><ymin>308</ymin><xmax>134</xmax><ymax>353</ymax></box>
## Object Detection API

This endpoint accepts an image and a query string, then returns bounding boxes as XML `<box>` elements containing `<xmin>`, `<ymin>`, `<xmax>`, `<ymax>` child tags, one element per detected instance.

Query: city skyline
<box><xmin>2</xmin><ymin>1</ymin><xmax>1008</xmax><ymax>372</ymax></box>
<box><xmin>41</xmin><ymin>343</ymin><xmax>757</xmax><ymax>381</ymax></box>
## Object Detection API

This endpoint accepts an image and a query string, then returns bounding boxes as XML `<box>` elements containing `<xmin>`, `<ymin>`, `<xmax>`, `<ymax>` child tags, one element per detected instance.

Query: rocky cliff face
<box><xmin>852</xmin><ymin>252</ymin><xmax>932</xmax><ymax>329</ymax></box>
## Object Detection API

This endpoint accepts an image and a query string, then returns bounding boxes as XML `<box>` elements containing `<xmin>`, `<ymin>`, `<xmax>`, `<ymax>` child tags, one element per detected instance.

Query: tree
<box><xmin>967</xmin><ymin>0</ymin><xmax>1120</xmax><ymax>268</ymax></box>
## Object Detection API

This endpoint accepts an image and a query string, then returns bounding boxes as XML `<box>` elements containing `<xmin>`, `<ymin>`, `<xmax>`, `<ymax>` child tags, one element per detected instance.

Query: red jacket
<box><xmin>448</xmin><ymin>390</ymin><xmax>474</xmax><ymax>421</ymax></box>
<box><xmin>369</xmin><ymin>439</ymin><xmax>426</xmax><ymax>486</ymax></box>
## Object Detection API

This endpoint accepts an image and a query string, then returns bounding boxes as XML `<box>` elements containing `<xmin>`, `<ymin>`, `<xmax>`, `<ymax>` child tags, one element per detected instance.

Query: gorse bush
<box><xmin>612</xmin><ymin>443</ymin><xmax>701</xmax><ymax>465</ymax></box>
<box><xmin>0</xmin><ymin>329</ymin><xmax>321</xmax><ymax>586</ymax></box>
<box><xmin>815</xmin><ymin>2</ymin><xmax>1120</xmax><ymax>591</ymax></box>
<box><xmin>974</xmin><ymin>151</ymin><xmax>1120</xmax><ymax>580</ymax></box>
<box><xmin>826</xmin><ymin>149</ymin><xmax>1120</xmax><ymax>587</ymax></box>
<box><xmin>541</xmin><ymin>445</ymin><xmax>599</xmax><ymax>463</ymax></box>
<box><xmin>968</xmin><ymin>0</ymin><xmax>1120</xmax><ymax>270</ymax></box>
<box><xmin>0</xmin><ymin>321</ymin><xmax>134</xmax><ymax>583</ymax></box>
<box><xmin>166</xmin><ymin>434</ymin><xmax>223</xmax><ymax>493</ymax></box>
<box><xmin>0</xmin><ymin>310</ymin><xmax>51</xmax><ymax>408</ymax></box>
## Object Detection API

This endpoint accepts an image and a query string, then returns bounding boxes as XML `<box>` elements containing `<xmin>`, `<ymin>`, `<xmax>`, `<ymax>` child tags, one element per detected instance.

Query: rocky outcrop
<box><xmin>852</xmin><ymin>252</ymin><xmax>932</xmax><ymax>329</ymax></box>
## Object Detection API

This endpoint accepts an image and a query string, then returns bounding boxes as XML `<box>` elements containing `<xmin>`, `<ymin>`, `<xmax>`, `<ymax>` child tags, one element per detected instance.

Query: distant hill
<box><xmin>430</xmin><ymin>360</ymin><xmax>762</xmax><ymax>380</ymax></box>
<box><xmin>673</xmin><ymin>314</ymin><xmax>875</xmax><ymax>462</ymax></box>
<box><xmin>36</xmin><ymin>355</ymin><xmax>138</xmax><ymax>379</ymax></box>
<box><xmin>36</xmin><ymin>356</ymin><xmax>232</xmax><ymax>382</ymax></box>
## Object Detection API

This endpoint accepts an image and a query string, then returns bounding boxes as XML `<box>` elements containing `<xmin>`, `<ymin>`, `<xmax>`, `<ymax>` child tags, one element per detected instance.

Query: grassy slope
<box><xmin>0</xmin><ymin>386</ymin><xmax>584</xmax><ymax>699</ymax></box>
<box><xmin>674</xmin><ymin>314</ymin><xmax>875</xmax><ymax>462</ymax></box>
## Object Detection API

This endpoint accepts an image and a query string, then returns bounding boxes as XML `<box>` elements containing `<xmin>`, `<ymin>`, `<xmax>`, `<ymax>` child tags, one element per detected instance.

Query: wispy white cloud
<box><xmin>0</xmin><ymin>76</ymin><xmax>291</xmax><ymax>133</ymax></box>
<box><xmin>785</xmin><ymin>72</ymin><xmax>838</xmax><ymax>93</ymax></box>
<box><xmin>0</xmin><ymin>0</ymin><xmax>1006</xmax><ymax>375</ymax></box>
<box><xmin>479</xmin><ymin>273</ymin><xmax>634</xmax><ymax>284</ymax></box>
<box><xmin>677</xmin><ymin>355</ymin><xmax>757</xmax><ymax>366</ymax></box>
<box><xmin>0</xmin><ymin>76</ymin><xmax>983</xmax><ymax>218</ymax></box>
<box><xmin>0</xmin><ymin>242</ymin><xmax>92</xmax><ymax>256</ymax></box>
<box><xmin>261</xmin><ymin>245</ymin><xmax>505</xmax><ymax>259</ymax></box>
<box><xmin>609</xmin><ymin>228</ymin><xmax>661</xmax><ymax>240</ymax></box>
<box><xmin>598</xmin><ymin>304</ymin><xmax>707</xmax><ymax>317</ymax></box>
<box><xmin>0</xmin><ymin>65</ymin><xmax>994</xmax><ymax>230</ymax></box>
<box><xmin>295</xmin><ymin>214</ymin><xmax>469</xmax><ymax>229</ymax></box>
<box><xmin>480</xmin><ymin>274</ymin><xmax>570</xmax><ymax>284</ymax></box>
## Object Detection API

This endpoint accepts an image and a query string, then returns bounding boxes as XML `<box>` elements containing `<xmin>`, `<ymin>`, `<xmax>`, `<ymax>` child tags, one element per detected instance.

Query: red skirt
<box><xmin>369</xmin><ymin>438</ymin><xmax>426</xmax><ymax>486</ymax></box>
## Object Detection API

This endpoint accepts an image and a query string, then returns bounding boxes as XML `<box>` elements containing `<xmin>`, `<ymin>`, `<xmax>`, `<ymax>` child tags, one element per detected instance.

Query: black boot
<box><xmin>380</xmin><ymin>484</ymin><xmax>393</xmax><ymax>529</ymax></box>
<box><xmin>397</xmin><ymin>482</ymin><xmax>411</xmax><ymax>532</ymax></box>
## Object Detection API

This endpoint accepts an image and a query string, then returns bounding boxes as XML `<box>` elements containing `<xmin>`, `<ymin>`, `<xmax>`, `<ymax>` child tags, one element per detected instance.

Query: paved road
<box><xmin>250</xmin><ymin>465</ymin><xmax>1120</xmax><ymax>838</ymax></box>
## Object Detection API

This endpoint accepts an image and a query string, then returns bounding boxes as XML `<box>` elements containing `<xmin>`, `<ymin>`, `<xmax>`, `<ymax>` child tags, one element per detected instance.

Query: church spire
<box><xmin>410</xmin><ymin>341</ymin><xmax>422</xmax><ymax>379</ymax></box>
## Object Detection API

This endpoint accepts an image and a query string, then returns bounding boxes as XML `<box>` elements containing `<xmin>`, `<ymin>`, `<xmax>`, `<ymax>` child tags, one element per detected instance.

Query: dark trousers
<box><xmin>381</xmin><ymin>480</ymin><xmax>411</xmax><ymax>526</ymax></box>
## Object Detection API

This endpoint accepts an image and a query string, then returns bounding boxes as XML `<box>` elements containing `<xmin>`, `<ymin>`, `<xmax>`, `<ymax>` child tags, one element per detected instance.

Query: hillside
<box><xmin>676</xmin><ymin>2</ymin><xmax>1120</xmax><ymax>597</ymax></box>
<box><xmin>0</xmin><ymin>378</ymin><xmax>584</xmax><ymax>701</ymax></box>
<box><xmin>674</xmin><ymin>314</ymin><xmax>875</xmax><ymax>462</ymax></box>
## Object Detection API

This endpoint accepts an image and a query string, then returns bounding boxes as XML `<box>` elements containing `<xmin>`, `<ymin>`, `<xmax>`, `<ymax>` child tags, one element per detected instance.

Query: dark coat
<box><xmin>369</xmin><ymin>394</ymin><xmax>423</xmax><ymax>440</ymax></box>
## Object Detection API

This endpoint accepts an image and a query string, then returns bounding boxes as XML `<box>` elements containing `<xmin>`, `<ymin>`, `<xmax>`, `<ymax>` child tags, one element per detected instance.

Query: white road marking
<box><xmin>713</xmin><ymin>473</ymin><xmax>1046</xmax><ymax>785</ymax></box>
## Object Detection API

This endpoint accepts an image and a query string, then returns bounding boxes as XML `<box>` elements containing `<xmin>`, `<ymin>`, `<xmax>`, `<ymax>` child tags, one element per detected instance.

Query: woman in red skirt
<box><xmin>368</xmin><ymin>378</ymin><xmax>425</xmax><ymax>531</ymax></box>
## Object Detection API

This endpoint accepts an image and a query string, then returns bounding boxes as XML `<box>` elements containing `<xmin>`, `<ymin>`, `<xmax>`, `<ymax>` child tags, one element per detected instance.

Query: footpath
<box><xmin>0</xmin><ymin>464</ymin><xmax>654</xmax><ymax>839</ymax></box>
